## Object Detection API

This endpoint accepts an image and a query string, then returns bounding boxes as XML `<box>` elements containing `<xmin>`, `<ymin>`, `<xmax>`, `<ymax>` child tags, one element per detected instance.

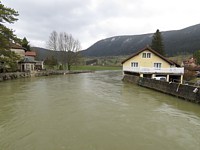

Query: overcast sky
<box><xmin>2</xmin><ymin>0</ymin><xmax>200</xmax><ymax>50</ymax></box>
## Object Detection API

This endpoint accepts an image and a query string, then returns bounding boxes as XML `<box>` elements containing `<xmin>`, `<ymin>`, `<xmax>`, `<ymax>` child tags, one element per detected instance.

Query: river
<box><xmin>0</xmin><ymin>71</ymin><xmax>200</xmax><ymax>150</ymax></box>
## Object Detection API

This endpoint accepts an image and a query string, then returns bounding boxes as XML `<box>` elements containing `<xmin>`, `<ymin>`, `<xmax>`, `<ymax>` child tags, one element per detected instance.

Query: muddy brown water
<box><xmin>0</xmin><ymin>71</ymin><xmax>200</xmax><ymax>150</ymax></box>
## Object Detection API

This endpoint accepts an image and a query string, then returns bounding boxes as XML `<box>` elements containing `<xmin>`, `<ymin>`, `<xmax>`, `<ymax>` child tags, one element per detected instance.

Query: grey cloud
<box><xmin>3</xmin><ymin>0</ymin><xmax>200</xmax><ymax>49</ymax></box>
<box><xmin>5</xmin><ymin>0</ymin><xmax>146</xmax><ymax>48</ymax></box>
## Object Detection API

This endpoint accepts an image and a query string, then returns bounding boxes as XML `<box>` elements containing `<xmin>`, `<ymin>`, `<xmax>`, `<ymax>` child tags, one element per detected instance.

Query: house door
<box><xmin>21</xmin><ymin>64</ymin><xmax>25</xmax><ymax>72</ymax></box>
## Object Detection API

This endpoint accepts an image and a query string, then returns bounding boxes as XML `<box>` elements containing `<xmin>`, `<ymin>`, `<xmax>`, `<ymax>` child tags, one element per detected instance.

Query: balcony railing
<box><xmin>123</xmin><ymin>66</ymin><xmax>184</xmax><ymax>74</ymax></box>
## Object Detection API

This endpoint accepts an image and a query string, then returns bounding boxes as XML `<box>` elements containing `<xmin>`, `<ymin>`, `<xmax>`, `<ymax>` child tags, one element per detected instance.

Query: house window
<box><xmin>26</xmin><ymin>64</ymin><xmax>30</xmax><ymax>70</ymax></box>
<box><xmin>142</xmin><ymin>53</ymin><xmax>146</xmax><ymax>58</ymax></box>
<box><xmin>147</xmin><ymin>53</ymin><xmax>151</xmax><ymax>58</ymax></box>
<box><xmin>31</xmin><ymin>64</ymin><xmax>34</xmax><ymax>71</ymax></box>
<box><xmin>154</xmin><ymin>63</ymin><xmax>161</xmax><ymax>69</ymax></box>
<box><xmin>142</xmin><ymin>52</ymin><xmax>151</xmax><ymax>58</ymax></box>
<box><xmin>131</xmin><ymin>62</ymin><xmax>138</xmax><ymax>67</ymax></box>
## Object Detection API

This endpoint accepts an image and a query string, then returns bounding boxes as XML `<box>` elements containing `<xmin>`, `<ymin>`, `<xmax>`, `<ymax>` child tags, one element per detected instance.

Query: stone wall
<box><xmin>0</xmin><ymin>70</ymin><xmax>93</xmax><ymax>82</ymax></box>
<box><xmin>122</xmin><ymin>74</ymin><xmax>140</xmax><ymax>84</ymax></box>
<box><xmin>123</xmin><ymin>74</ymin><xmax>200</xmax><ymax>104</ymax></box>
<box><xmin>34</xmin><ymin>70</ymin><xmax>93</xmax><ymax>77</ymax></box>
<box><xmin>0</xmin><ymin>72</ymin><xmax>31</xmax><ymax>82</ymax></box>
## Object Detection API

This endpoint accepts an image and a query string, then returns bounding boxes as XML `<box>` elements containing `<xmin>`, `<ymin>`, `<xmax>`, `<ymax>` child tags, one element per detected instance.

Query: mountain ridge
<box><xmin>32</xmin><ymin>23</ymin><xmax>200</xmax><ymax>60</ymax></box>
<box><xmin>81</xmin><ymin>23</ymin><xmax>200</xmax><ymax>57</ymax></box>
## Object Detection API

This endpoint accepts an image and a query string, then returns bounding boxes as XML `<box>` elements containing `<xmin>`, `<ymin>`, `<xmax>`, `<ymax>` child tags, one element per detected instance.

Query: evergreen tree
<box><xmin>21</xmin><ymin>37</ymin><xmax>31</xmax><ymax>51</ymax></box>
<box><xmin>0</xmin><ymin>1</ymin><xmax>19</xmax><ymax>50</ymax></box>
<box><xmin>151</xmin><ymin>29</ymin><xmax>165</xmax><ymax>56</ymax></box>
<box><xmin>0</xmin><ymin>1</ymin><xmax>21</xmax><ymax>72</ymax></box>
<box><xmin>193</xmin><ymin>50</ymin><xmax>200</xmax><ymax>65</ymax></box>
<box><xmin>0</xmin><ymin>49</ymin><xmax>21</xmax><ymax>72</ymax></box>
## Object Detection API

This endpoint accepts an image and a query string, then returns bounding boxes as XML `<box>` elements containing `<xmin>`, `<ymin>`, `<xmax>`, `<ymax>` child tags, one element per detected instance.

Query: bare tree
<box><xmin>59</xmin><ymin>32</ymin><xmax>81</xmax><ymax>70</ymax></box>
<box><xmin>47</xmin><ymin>31</ymin><xmax>81</xmax><ymax>70</ymax></box>
<box><xmin>72</xmin><ymin>39</ymin><xmax>82</xmax><ymax>66</ymax></box>
<box><xmin>58</xmin><ymin>32</ymin><xmax>67</xmax><ymax>67</ymax></box>
<box><xmin>47</xmin><ymin>30</ymin><xmax>58</xmax><ymax>51</ymax></box>
<box><xmin>46</xmin><ymin>31</ymin><xmax>59</xmax><ymax>69</ymax></box>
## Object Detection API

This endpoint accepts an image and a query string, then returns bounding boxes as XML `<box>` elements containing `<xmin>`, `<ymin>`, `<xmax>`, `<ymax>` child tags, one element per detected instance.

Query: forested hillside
<box><xmin>32</xmin><ymin>24</ymin><xmax>200</xmax><ymax>59</ymax></box>
<box><xmin>82</xmin><ymin>24</ymin><xmax>200</xmax><ymax>57</ymax></box>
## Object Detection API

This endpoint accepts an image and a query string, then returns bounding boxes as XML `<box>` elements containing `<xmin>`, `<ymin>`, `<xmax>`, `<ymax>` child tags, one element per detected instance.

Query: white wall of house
<box><xmin>10</xmin><ymin>48</ymin><xmax>25</xmax><ymax>58</ymax></box>
<box><xmin>20</xmin><ymin>63</ymin><xmax>35</xmax><ymax>72</ymax></box>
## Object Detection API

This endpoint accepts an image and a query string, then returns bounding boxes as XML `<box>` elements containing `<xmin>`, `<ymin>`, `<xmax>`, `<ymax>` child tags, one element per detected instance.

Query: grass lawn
<box><xmin>71</xmin><ymin>65</ymin><xmax>122</xmax><ymax>71</ymax></box>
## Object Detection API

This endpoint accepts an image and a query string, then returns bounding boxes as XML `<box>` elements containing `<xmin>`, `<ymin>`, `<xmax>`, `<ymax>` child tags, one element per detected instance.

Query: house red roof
<box><xmin>25</xmin><ymin>51</ymin><xmax>36</xmax><ymax>57</ymax></box>
<box><xmin>121</xmin><ymin>46</ymin><xmax>180</xmax><ymax>67</ymax></box>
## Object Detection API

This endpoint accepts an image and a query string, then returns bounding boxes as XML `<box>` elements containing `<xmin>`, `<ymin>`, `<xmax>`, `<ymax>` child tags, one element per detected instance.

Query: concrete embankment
<box><xmin>123</xmin><ymin>74</ymin><xmax>200</xmax><ymax>104</ymax></box>
<box><xmin>0</xmin><ymin>70</ymin><xmax>93</xmax><ymax>82</ymax></box>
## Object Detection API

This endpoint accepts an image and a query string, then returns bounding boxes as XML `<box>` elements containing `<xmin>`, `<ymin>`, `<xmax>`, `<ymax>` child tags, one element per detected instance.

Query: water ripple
<box><xmin>155</xmin><ymin>104</ymin><xmax>200</xmax><ymax>126</ymax></box>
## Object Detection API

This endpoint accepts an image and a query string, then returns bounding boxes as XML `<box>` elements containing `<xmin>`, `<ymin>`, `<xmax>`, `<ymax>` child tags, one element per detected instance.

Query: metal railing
<box><xmin>123</xmin><ymin>66</ymin><xmax>184</xmax><ymax>74</ymax></box>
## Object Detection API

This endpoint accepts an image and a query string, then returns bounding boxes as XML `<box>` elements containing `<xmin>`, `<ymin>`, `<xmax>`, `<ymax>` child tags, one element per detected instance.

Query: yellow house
<box><xmin>122</xmin><ymin>46</ymin><xmax>184</xmax><ymax>83</ymax></box>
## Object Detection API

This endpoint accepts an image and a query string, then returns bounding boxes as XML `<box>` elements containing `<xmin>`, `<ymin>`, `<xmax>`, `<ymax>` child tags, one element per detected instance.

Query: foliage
<box><xmin>44</xmin><ymin>56</ymin><xmax>58</xmax><ymax>68</ymax></box>
<box><xmin>151</xmin><ymin>29</ymin><xmax>165</xmax><ymax>56</ymax></box>
<box><xmin>193</xmin><ymin>50</ymin><xmax>200</xmax><ymax>65</ymax></box>
<box><xmin>0</xmin><ymin>1</ymin><xmax>21</xmax><ymax>72</ymax></box>
<box><xmin>183</xmin><ymin>69</ymin><xmax>196</xmax><ymax>81</ymax></box>
<box><xmin>0</xmin><ymin>1</ymin><xmax>19</xmax><ymax>50</ymax></box>
<box><xmin>0</xmin><ymin>49</ymin><xmax>21</xmax><ymax>72</ymax></box>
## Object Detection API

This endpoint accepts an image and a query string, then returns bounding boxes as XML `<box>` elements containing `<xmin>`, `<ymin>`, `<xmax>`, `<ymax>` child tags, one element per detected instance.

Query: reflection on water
<box><xmin>0</xmin><ymin>71</ymin><xmax>200</xmax><ymax>150</ymax></box>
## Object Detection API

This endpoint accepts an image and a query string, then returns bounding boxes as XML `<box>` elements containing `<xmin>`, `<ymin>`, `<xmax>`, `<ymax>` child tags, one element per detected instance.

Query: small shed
<box><xmin>19</xmin><ymin>57</ymin><xmax>36</xmax><ymax>72</ymax></box>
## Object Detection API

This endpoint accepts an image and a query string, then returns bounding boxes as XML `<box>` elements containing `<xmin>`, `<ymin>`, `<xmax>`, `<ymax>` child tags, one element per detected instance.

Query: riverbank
<box><xmin>123</xmin><ymin>74</ymin><xmax>200</xmax><ymax>104</ymax></box>
<box><xmin>0</xmin><ymin>70</ymin><xmax>93</xmax><ymax>82</ymax></box>
<box><xmin>71</xmin><ymin>65</ymin><xmax>122</xmax><ymax>71</ymax></box>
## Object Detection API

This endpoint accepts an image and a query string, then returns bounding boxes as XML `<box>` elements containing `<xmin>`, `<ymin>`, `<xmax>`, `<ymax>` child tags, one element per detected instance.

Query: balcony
<box><xmin>123</xmin><ymin>66</ymin><xmax>184</xmax><ymax>74</ymax></box>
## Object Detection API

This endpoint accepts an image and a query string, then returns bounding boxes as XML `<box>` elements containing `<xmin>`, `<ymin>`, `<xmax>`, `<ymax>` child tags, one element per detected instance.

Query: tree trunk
<box><xmin>68</xmin><ymin>64</ymin><xmax>71</xmax><ymax>71</ymax></box>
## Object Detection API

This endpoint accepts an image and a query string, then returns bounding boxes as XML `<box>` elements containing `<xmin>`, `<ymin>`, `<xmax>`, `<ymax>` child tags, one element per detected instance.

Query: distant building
<box><xmin>86</xmin><ymin>59</ymin><xmax>98</xmax><ymax>65</ymax></box>
<box><xmin>19</xmin><ymin>51</ymin><xmax>44</xmax><ymax>72</ymax></box>
<box><xmin>25</xmin><ymin>51</ymin><xmax>37</xmax><ymax>58</ymax></box>
<box><xmin>122</xmin><ymin>46</ymin><xmax>184</xmax><ymax>83</ymax></box>
<box><xmin>0</xmin><ymin>43</ymin><xmax>26</xmax><ymax>72</ymax></box>
<box><xmin>10</xmin><ymin>43</ymin><xmax>26</xmax><ymax>58</ymax></box>
<box><xmin>0</xmin><ymin>43</ymin><xmax>44</xmax><ymax>72</ymax></box>
<box><xmin>182</xmin><ymin>57</ymin><xmax>197</xmax><ymax>68</ymax></box>
<box><xmin>19</xmin><ymin>57</ymin><xmax>36</xmax><ymax>72</ymax></box>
